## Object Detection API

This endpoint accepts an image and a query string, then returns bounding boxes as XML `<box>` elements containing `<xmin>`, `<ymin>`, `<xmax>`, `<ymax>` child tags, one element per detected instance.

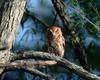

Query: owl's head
<box><xmin>47</xmin><ymin>26</ymin><xmax>62</xmax><ymax>37</ymax></box>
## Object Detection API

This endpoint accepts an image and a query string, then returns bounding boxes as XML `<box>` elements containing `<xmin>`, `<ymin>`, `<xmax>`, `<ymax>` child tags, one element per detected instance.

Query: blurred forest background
<box><xmin>11</xmin><ymin>0</ymin><xmax>100</xmax><ymax>80</ymax></box>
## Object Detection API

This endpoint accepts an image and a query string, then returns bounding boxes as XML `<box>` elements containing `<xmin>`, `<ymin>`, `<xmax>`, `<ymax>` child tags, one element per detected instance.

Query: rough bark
<box><xmin>10</xmin><ymin>51</ymin><xmax>100</xmax><ymax>80</ymax></box>
<box><xmin>0</xmin><ymin>0</ymin><xmax>26</xmax><ymax>73</ymax></box>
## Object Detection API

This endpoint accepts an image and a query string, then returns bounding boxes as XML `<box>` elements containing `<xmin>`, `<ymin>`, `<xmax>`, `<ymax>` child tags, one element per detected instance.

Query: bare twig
<box><xmin>10</xmin><ymin>51</ymin><xmax>100</xmax><ymax>80</ymax></box>
<box><xmin>51</xmin><ymin>13</ymin><xmax>58</xmax><ymax>26</ymax></box>
<box><xmin>90</xmin><ymin>3</ymin><xmax>100</xmax><ymax>18</ymax></box>
<box><xmin>25</xmin><ymin>9</ymin><xmax>49</xmax><ymax>27</ymax></box>
<box><xmin>72</xmin><ymin>6</ymin><xmax>100</xmax><ymax>30</ymax></box>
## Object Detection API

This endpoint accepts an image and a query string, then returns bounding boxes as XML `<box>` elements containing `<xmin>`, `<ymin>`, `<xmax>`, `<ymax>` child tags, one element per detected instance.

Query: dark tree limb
<box><xmin>0</xmin><ymin>67</ymin><xmax>54</xmax><ymax>80</ymax></box>
<box><xmin>51</xmin><ymin>13</ymin><xmax>58</xmax><ymax>26</ymax></box>
<box><xmin>10</xmin><ymin>51</ymin><xmax>100</xmax><ymax>80</ymax></box>
<box><xmin>52</xmin><ymin>0</ymin><xmax>90</xmax><ymax>71</ymax></box>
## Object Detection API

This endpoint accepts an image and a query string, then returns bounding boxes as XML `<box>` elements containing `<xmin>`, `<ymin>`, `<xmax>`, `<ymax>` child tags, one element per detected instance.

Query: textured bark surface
<box><xmin>11</xmin><ymin>51</ymin><xmax>100</xmax><ymax>80</ymax></box>
<box><xmin>0</xmin><ymin>0</ymin><xmax>26</xmax><ymax>72</ymax></box>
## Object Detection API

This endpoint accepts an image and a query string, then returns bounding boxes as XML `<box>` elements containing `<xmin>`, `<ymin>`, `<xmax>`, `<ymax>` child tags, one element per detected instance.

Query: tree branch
<box><xmin>52</xmin><ymin>0</ymin><xmax>90</xmax><ymax>71</ymax></box>
<box><xmin>0</xmin><ymin>67</ymin><xmax>54</xmax><ymax>80</ymax></box>
<box><xmin>25</xmin><ymin>9</ymin><xmax>49</xmax><ymax>28</ymax></box>
<box><xmin>0</xmin><ymin>60</ymin><xmax>57</xmax><ymax>69</ymax></box>
<box><xmin>10</xmin><ymin>51</ymin><xmax>100</xmax><ymax>80</ymax></box>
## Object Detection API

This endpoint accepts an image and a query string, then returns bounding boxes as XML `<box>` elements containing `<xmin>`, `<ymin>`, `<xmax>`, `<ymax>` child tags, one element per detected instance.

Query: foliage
<box><xmin>69</xmin><ymin>0</ymin><xmax>100</xmax><ymax>70</ymax></box>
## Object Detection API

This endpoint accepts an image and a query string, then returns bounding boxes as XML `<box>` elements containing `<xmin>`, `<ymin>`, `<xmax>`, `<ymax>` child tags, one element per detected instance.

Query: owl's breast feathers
<box><xmin>47</xmin><ymin>26</ymin><xmax>65</xmax><ymax>57</ymax></box>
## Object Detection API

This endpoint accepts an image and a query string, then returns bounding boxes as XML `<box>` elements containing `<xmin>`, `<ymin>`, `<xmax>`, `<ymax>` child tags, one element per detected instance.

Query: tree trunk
<box><xmin>0</xmin><ymin>0</ymin><xmax>26</xmax><ymax>73</ymax></box>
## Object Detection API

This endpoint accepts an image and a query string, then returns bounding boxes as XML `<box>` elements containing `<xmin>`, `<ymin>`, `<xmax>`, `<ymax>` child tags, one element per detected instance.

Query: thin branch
<box><xmin>72</xmin><ymin>6</ymin><xmax>100</xmax><ymax>30</ymax></box>
<box><xmin>90</xmin><ymin>3</ymin><xmax>100</xmax><ymax>18</ymax></box>
<box><xmin>10</xmin><ymin>51</ymin><xmax>100</xmax><ymax>80</ymax></box>
<box><xmin>51</xmin><ymin>13</ymin><xmax>58</xmax><ymax>26</ymax></box>
<box><xmin>25</xmin><ymin>9</ymin><xmax>49</xmax><ymax>27</ymax></box>
<box><xmin>0</xmin><ymin>67</ymin><xmax>54</xmax><ymax>80</ymax></box>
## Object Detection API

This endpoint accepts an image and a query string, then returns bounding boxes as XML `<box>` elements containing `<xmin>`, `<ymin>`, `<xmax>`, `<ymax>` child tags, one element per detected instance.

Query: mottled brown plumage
<box><xmin>47</xmin><ymin>26</ymin><xmax>65</xmax><ymax>57</ymax></box>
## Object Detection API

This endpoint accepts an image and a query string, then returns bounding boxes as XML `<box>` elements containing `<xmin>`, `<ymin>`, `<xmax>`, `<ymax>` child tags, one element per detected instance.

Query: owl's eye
<box><xmin>47</xmin><ymin>30</ymin><xmax>53</xmax><ymax>37</ymax></box>
<box><xmin>47</xmin><ymin>30</ymin><xmax>52</xmax><ymax>34</ymax></box>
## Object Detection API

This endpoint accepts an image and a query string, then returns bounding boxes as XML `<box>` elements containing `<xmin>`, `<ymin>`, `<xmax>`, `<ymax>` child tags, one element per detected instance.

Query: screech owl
<box><xmin>47</xmin><ymin>26</ymin><xmax>65</xmax><ymax>57</ymax></box>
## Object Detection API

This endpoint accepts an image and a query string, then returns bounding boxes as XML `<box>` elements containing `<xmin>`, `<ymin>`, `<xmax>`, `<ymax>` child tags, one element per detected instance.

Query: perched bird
<box><xmin>47</xmin><ymin>26</ymin><xmax>65</xmax><ymax>57</ymax></box>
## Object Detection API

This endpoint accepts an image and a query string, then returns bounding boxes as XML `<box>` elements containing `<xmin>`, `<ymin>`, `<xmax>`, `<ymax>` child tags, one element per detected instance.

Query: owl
<box><xmin>47</xmin><ymin>26</ymin><xmax>65</xmax><ymax>57</ymax></box>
